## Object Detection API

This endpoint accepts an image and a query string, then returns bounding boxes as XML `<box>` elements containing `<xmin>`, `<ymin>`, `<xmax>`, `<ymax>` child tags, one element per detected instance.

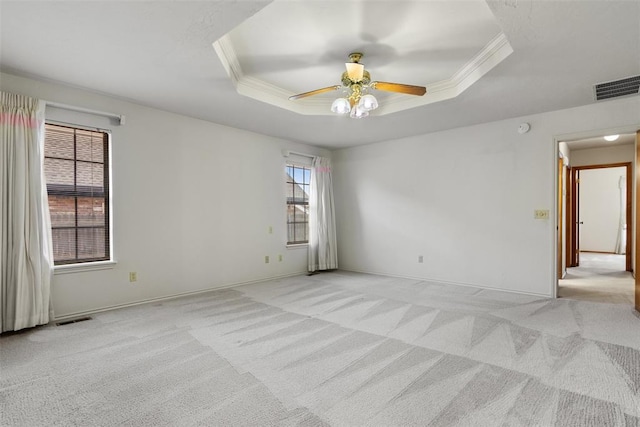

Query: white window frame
<box><xmin>44</xmin><ymin>120</ymin><xmax>116</xmax><ymax>273</ymax></box>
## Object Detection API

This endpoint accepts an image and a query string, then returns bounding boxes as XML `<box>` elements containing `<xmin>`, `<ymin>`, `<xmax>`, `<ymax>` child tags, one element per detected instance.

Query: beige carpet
<box><xmin>559</xmin><ymin>252</ymin><xmax>635</xmax><ymax>305</ymax></box>
<box><xmin>2</xmin><ymin>271</ymin><xmax>640</xmax><ymax>426</ymax></box>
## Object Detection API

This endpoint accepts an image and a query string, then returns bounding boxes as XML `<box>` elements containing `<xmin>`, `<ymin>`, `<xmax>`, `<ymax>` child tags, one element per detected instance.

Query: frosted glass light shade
<box><xmin>350</xmin><ymin>106</ymin><xmax>369</xmax><ymax>119</ymax></box>
<box><xmin>345</xmin><ymin>62</ymin><xmax>365</xmax><ymax>81</ymax></box>
<box><xmin>358</xmin><ymin>94</ymin><xmax>378</xmax><ymax>111</ymax></box>
<box><xmin>604</xmin><ymin>134</ymin><xmax>619</xmax><ymax>141</ymax></box>
<box><xmin>331</xmin><ymin>98</ymin><xmax>351</xmax><ymax>114</ymax></box>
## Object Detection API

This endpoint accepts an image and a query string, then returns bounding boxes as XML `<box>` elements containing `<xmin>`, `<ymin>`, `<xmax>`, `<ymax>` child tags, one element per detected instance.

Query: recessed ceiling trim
<box><xmin>214</xmin><ymin>35</ymin><xmax>324</xmax><ymax>115</ymax></box>
<box><xmin>238</xmin><ymin>76</ymin><xmax>307</xmax><ymax>113</ymax></box>
<box><xmin>213</xmin><ymin>32</ymin><xmax>513</xmax><ymax>116</ymax></box>
<box><xmin>451</xmin><ymin>32</ymin><xmax>514</xmax><ymax>96</ymax></box>
<box><xmin>377</xmin><ymin>33</ymin><xmax>514</xmax><ymax>115</ymax></box>
<box><xmin>212</xmin><ymin>35</ymin><xmax>243</xmax><ymax>85</ymax></box>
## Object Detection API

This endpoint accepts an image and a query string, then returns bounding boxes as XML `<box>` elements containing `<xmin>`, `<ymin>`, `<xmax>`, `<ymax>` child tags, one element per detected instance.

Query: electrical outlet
<box><xmin>278</xmin><ymin>254</ymin><xmax>283</xmax><ymax>262</ymax></box>
<box><xmin>268</xmin><ymin>226</ymin><xmax>273</xmax><ymax>234</ymax></box>
<box><xmin>129</xmin><ymin>272</ymin><xmax>137</xmax><ymax>282</ymax></box>
<box><xmin>418</xmin><ymin>255</ymin><xmax>424</xmax><ymax>263</ymax></box>
<box><xmin>534</xmin><ymin>209</ymin><xmax>549</xmax><ymax>219</ymax></box>
<box><xmin>265</xmin><ymin>255</ymin><xmax>270</xmax><ymax>264</ymax></box>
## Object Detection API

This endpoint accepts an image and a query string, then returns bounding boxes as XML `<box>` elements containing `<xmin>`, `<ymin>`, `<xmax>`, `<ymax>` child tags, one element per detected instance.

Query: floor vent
<box><xmin>56</xmin><ymin>316</ymin><xmax>92</xmax><ymax>326</ymax></box>
<box><xmin>594</xmin><ymin>75</ymin><xmax>640</xmax><ymax>101</ymax></box>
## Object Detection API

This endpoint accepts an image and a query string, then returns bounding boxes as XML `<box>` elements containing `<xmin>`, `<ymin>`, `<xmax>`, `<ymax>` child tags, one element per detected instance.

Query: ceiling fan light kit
<box><xmin>359</xmin><ymin>94</ymin><xmax>379</xmax><ymax>111</ymax></box>
<box><xmin>289</xmin><ymin>53</ymin><xmax>427</xmax><ymax>118</ymax></box>
<box><xmin>331</xmin><ymin>98</ymin><xmax>351</xmax><ymax>114</ymax></box>
<box><xmin>350</xmin><ymin>104</ymin><xmax>370</xmax><ymax>119</ymax></box>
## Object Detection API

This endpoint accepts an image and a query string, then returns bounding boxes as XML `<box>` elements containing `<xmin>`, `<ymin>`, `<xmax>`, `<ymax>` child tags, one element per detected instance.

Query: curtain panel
<box><xmin>308</xmin><ymin>156</ymin><xmax>338</xmax><ymax>272</ymax></box>
<box><xmin>0</xmin><ymin>92</ymin><xmax>53</xmax><ymax>332</ymax></box>
<box><xmin>615</xmin><ymin>175</ymin><xmax>626</xmax><ymax>255</ymax></box>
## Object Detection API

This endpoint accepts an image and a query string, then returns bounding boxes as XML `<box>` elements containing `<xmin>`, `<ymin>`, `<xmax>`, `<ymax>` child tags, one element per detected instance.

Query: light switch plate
<box><xmin>534</xmin><ymin>209</ymin><xmax>549</xmax><ymax>219</ymax></box>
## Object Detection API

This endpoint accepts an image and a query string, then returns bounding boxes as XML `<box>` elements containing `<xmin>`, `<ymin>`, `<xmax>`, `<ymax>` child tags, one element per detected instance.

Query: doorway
<box><xmin>556</xmin><ymin>134</ymin><xmax>636</xmax><ymax>306</ymax></box>
<box><xmin>569</xmin><ymin>163</ymin><xmax>632</xmax><ymax>272</ymax></box>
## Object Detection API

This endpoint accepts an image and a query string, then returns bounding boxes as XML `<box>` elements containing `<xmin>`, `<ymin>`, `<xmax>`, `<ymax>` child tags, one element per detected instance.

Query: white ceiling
<box><xmin>214</xmin><ymin>0</ymin><xmax>512</xmax><ymax>116</ymax></box>
<box><xmin>1</xmin><ymin>0</ymin><xmax>639</xmax><ymax>149</ymax></box>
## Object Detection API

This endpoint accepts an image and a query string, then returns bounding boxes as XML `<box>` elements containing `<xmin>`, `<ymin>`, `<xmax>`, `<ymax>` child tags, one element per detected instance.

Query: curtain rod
<box><xmin>282</xmin><ymin>149</ymin><xmax>314</xmax><ymax>159</ymax></box>
<box><xmin>46</xmin><ymin>101</ymin><xmax>125</xmax><ymax>125</ymax></box>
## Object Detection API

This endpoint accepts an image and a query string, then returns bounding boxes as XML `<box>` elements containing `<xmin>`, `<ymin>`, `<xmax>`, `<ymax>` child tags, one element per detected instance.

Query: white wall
<box><xmin>333</xmin><ymin>96</ymin><xmax>640</xmax><ymax>297</ymax></box>
<box><xmin>571</xmin><ymin>144</ymin><xmax>634</xmax><ymax>167</ymax></box>
<box><xmin>579</xmin><ymin>167</ymin><xmax>626</xmax><ymax>253</ymax></box>
<box><xmin>1</xmin><ymin>72</ymin><xmax>329</xmax><ymax>318</ymax></box>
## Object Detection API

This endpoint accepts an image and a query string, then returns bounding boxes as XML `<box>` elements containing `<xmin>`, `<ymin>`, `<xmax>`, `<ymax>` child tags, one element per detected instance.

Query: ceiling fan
<box><xmin>289</xmin><ymin>52</ymin><xmax>427</xmax><ymax>118</ymax></box>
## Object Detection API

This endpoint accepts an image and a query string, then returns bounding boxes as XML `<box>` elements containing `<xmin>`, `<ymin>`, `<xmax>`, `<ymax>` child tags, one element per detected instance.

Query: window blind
<box><xmin>44</xmin><ymin>123</ymin><xmax>110</xmax><ymax>264</ymax></box>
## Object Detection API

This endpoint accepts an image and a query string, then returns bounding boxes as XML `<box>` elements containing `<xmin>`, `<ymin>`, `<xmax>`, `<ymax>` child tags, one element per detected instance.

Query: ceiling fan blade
<box><xmin>371</xmin><ymin>81</ymin><xmax>426</xmax><ymax>96</ymax></box>
<box><xmin>289</xmin><ymin>85</ymin><xmax>341</xmax><ymax>100</ymax></box>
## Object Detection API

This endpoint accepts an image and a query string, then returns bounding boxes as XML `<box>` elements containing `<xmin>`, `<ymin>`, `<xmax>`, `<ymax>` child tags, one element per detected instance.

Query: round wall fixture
<box><xmin>518</xmin><ymin>123</ymin><xmax>531</xmax><ymax>134</ymax></box>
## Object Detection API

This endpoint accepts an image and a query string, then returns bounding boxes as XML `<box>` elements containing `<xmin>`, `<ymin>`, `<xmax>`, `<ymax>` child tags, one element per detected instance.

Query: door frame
<box><xmin>567</xmin><ymin>162</ymin><xmax>632</xmax><ymax>272</ymax></box>
<box><xmin>570</xmin><ymin>167</ymin><xmax>580</xmax><ymax>267</ymax></box>
<box><xmin>636</xmin><ymin>130</ymin><xmax>640</xmax><ymax>311</ymax></box>
<box><xmin>565</xmin><ymin>164</ymin><xmax>572</xmax><ymax>269</ymax></box>
<box><xmin>557</xmin><ymin>157</ymin><xmax>564</xmax><ymax>279</ymax></box>
<box><xmin>555</xmin><ymin>131</ymin><xmax>639</xmax><ymax>309</ymax></box>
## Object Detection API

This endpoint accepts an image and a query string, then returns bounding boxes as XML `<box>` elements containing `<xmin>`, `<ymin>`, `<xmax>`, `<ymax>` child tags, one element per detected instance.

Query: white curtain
<box><xmin>1</xmin><ymin>92</ymin><xmax>54</xmax><ymax>332</ymax></box>
<box><xmin>308</xmin><ymin>156</ymin><xmax>338</xmax><ymax>272</ymax></box>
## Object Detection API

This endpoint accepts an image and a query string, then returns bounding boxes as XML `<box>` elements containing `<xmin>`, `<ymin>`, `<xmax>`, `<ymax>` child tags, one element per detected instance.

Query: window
<box><xmin>43</xmin><ymin>123</ymin><xmax>111</xmax><ymax>265</ymax></box>
<box><xmin>286</xmin><ymin>164</ymin><xmax>310</xmax><ymax>244</ymax></box>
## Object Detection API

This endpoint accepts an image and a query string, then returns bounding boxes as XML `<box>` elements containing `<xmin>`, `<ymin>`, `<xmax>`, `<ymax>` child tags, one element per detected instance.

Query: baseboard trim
<box><xmin>53</xmin><ymin>271</ymin><xmax>308</xmax><ymax>321</ymax></box>
<box><xmin>54</xmin><ymin>268</ymin><xmax>551</xmax><ymax>321</ymax></box>
<box><xmin>338</xmin><ymin>268</ymin><xmax>552</xmax><ymax>298</ymax></box>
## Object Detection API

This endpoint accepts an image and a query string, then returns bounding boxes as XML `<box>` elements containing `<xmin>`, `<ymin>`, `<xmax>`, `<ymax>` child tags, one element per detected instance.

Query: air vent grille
<box><xmin>56</xmin><ymin>316</ymin><xmax>92</xmax><ymax>326</ymax></box>
<box><xmin>594</xmin><ymin>75</ymin><xmax>640</xmax><ymax>101</ymax></box>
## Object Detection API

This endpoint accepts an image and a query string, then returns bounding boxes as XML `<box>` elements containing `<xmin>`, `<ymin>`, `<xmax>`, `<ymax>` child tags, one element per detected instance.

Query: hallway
<box><xmin>559</xmin><ymin>252</ymin><xmax>634</xmax><ymax>304</ymax></box>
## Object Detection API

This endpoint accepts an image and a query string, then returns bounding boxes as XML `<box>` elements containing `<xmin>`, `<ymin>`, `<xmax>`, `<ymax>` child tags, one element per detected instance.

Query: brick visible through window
<box><xmin>286</xmin><ymin>164</ymin><xmax>310</xmax><ymax>244</ymax></box>
<box><xmin>44</xmin><ymin>123</ymin><xmax>111</xmax><ymax>265</ymax></box>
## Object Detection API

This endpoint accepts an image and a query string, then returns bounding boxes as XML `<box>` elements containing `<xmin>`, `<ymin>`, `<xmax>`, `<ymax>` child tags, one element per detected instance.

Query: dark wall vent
<box><xmin>594</xmin><ymin>75</ymin><xmax>640</xmax><ymax>101</ymax></box>
<box><xmin>56</xmin><ymin>316</ymin><xmax>92</xmax><ymax>326</ymax></box>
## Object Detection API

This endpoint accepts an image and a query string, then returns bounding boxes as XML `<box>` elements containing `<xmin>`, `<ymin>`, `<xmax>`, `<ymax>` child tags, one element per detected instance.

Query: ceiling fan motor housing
<box><xmin>349</xmin><ymin>52</ymin><xmax>363</xmax><ymax>63</ymax></box>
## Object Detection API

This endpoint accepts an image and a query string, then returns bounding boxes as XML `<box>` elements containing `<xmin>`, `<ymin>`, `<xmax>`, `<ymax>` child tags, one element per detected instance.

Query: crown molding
<box><xmin>212</xmin><ymin>35</ymin><xmax>242</xmax><ymax>85</ymax></box>
<box><xmin>213</xmin><ymin>32</ymin><xmax>513</xmax><ymax>117</ymax></box>
<box><xmin>377</xmin><ymin>32</ymin><xmax>514</xmax><ymax>115</ymax></box>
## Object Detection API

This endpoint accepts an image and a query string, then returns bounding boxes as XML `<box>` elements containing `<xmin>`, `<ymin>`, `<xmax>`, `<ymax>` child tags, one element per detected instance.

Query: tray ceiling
<box><xmin>1</xmin><ymin>1</ymin><xmax>638</xmax><ymax>148</ymax></box>
<box><xmin>213</xmin><ymin>0</ymin><xmax>513</xmax><ymax>115</ymax></box>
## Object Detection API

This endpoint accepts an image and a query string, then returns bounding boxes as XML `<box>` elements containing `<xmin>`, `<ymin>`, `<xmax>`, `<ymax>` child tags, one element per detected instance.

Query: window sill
<box><xmin>54</xmin><ymin>260</ymin><xmax>117</xmax><ymax>275</ymax></box>
<box><xmin>286</xmin><ymin>243</ymin><xmax>308</xmax><ymax>249</ymax></box>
